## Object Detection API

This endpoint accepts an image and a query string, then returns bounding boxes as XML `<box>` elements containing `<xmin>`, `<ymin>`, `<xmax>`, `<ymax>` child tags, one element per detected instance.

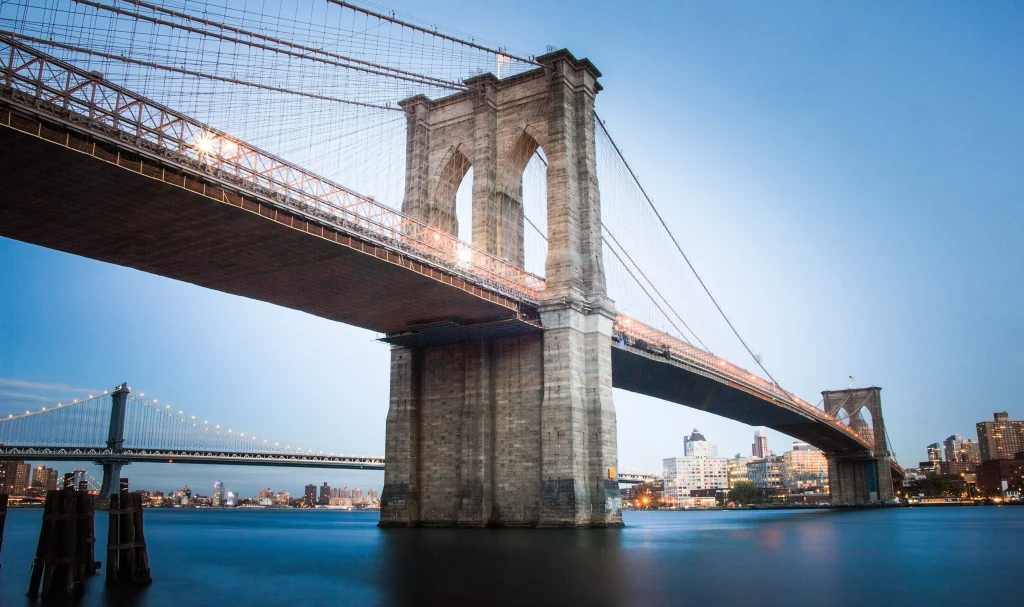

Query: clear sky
<box><xmin>1</xmin><ymin>0</ymin><xmax>1022</xmax><ymax>496</ymax></box>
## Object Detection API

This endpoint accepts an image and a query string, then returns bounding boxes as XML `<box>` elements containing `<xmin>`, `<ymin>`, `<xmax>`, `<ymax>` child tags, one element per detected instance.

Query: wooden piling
<box><xmin>106</xmin><ymin>490</ymin><xmax>152</xmax><ymax>585</ymax></box>
<box><xmin>26</xmin><ymin>487</ymin><xmax>99</xmax><ymax>598</ymax></box>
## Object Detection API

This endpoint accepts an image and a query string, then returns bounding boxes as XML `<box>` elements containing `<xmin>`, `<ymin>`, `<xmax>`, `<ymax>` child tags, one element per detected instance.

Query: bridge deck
<box><xmin>0</xmin><ymin>110</ymin><xmax>539</xmax><ymax>339</ymax></box>
<box><xmin>612</xmin><ymin>343</ymin><xmax>872</xmax><ymax>454</ymax></box>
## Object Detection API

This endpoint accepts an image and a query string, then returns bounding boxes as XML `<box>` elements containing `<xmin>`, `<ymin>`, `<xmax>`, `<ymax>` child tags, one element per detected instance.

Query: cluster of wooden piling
<box><xmin>13</xmin><ymin>478</ymin><xmax>152</xmax><ymax>598</ymax></box>
<box><xmin>26</xmin><ymin>487</ymin><xmax>101</xmax><ymax>598</ymax></box>
<box><xmin>105</xmin><ymin>490</ymin><xmax>151</xmax><ymax>585</ymax></box>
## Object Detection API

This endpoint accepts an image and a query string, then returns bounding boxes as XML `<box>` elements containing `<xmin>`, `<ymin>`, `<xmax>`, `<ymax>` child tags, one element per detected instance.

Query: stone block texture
<box><xmin>381</xmin><ymin>50</ymin><xmax>622</xmax><ymax>527</ymax></box>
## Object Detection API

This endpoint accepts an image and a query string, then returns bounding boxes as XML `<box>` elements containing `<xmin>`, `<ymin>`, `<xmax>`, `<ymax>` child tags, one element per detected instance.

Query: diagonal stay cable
<box><xmin>595</xmin><ymin>113</ymin><xmax>779</xmax><ymax>385</ymax></box>
<box><xmin>603</xmin><ymin>226</ymin><xmax>709</xmax><ymax>350</ymax></box>
<box><xmin>526</xmin><ymin>150</ymin><xmax>705</xmax><ymax>348</ymax></box>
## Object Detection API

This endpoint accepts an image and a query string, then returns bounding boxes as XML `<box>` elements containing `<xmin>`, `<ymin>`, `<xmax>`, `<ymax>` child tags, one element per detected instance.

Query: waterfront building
<box><xmin>303</xmin><ymin>484</ymin><xmax>317</xmax><ymax>507</ymax></box>
<box><xmin>747</xmin><ymin>457</ymin><xmax>784</xmax><ymax>490</ymax></box>
<box><xmin>977</xmin><ymin>412</ymin><xmax>1024</xmax><ymax>461</ymax></box>
<box><xmin>258</xmin><ymin>488</ymin><xmax>273</xmax><ymax>501</ymax></box>
<box><xmin>626</xmin><ymin>480</ymin><xmax>663</xmax><ymax>509</ymax></box>
<box><xmin>976</xmin><ymin>457</ymin><xmax>1024</xmax><ymax>497</ymax></box>
<box><xmin>727</xmin><ymin>455</ymin><xmax>750</xmax><ymax>487</ymax></box>
<box><xmin>752</xmin><ymin>430</ymin><xmax>770</xmax><ymax>459</ymax></box>
<box><xmin>663</xmin><ymin>450</ymin><xmax>729</xmax><ymax>507</ymax></box>
<box><xmin>684</xmin><ymin>429</ymin><xmax>717</xmax><ymax>457</ymax></box>
<box><xmin>780</xmin><ymin>442</ymin><xmax>829</xmax><ymax>492</ymax></box>
<box><xmin>0</xmin><ymin>460</ymin><xmax>30</xmax><ymax>494</ymax></box>
<box><xmin>353</xmin><ymin>488</ymin><xmax>363</xmax><ymax>499</ymax></box>
<box><xmin>926</xmin><ymin>443</ymin><xmax>943</xmax><ymax>465</ymax></box>
<box><xmin>32</xmin><ymin>465</ymin><xmax>59</xmax><ymax>491</ymax></box>
<box><xmin>319</xmin><ymin>482</ymin><xmax>331</xmax><ymax>505</ymax></box>
<box><xmin>274</xmin><ymin>491</ymin><xmax>290</xmax><ymax>506</ymax></box>
<box><xmin>213</xmin><ymin>480</ymin><xmax>225</xmax><ymax>507</ymax></box>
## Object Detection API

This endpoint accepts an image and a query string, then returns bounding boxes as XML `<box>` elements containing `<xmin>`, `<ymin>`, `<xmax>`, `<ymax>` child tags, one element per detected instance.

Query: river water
<box><xmin>0</xmin><ymin>507</ymin><xmax>1019</xmax><ymax>606</ymax></box>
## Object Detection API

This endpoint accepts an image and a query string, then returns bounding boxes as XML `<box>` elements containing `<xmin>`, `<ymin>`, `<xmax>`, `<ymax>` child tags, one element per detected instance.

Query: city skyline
<box><xmin>2</xmin><ymin>0</ymin><xmax>1022</xmax><ymax>491</ymax></box>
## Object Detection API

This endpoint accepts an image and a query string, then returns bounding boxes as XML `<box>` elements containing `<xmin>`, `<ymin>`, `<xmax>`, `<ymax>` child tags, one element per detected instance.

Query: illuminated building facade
<box><xmin>780</xmin><ymin>442</ymin><xmax>829</xmax><ymax>492</ymax></box>
<box><xmin>977</xmin><ymin>412</ymin><xmax>1024</xmax><ymax>461</ymax></box>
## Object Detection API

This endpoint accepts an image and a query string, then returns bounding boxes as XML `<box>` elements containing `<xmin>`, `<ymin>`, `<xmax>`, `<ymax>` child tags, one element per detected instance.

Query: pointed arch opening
<box><xmin>430</xmin><ymin>148</ymin><xmax>472</xmax><ymax>239</ymax></box>
<box><xmin>499</xmin><ymin>129</ymin><xmax>547</xmax><ymax>276</ymax></box>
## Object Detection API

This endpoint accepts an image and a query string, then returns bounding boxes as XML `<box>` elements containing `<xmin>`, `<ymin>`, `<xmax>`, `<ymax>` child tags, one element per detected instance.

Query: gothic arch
<box><xmin>428</xmin><ymin>146</ymin><xmax>472</xmax><ymax>237</ymax></box>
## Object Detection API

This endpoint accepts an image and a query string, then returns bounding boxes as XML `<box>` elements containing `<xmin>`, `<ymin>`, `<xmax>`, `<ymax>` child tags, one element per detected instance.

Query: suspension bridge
<box><xmin>0</xmin><ymin>1</ymin><xmax>900</xmax><ymax>526</ymax></box>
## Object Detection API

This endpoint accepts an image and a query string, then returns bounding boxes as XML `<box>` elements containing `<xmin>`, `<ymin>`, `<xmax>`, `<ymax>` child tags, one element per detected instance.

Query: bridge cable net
<box><xmin>0</xmin><ymin>0</ymin><xmax>543</xmax><ymax>298</ymax></box>
<box><xmin>0</xmin><ymin>392</ymin><xmax>112</xmax><ymax>448</ymax></box>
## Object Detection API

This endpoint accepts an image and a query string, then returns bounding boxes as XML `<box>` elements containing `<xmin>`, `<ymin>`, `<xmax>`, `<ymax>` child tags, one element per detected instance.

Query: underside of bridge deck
<box><xmin>0</xmin><ymin>116</ymin><xmax>538</xmax><ymax>339</ymax></box>
<box><xmin>610</xmin><ymin>345</ymin><xmax>870</xmax><ymax>454</ymax></box>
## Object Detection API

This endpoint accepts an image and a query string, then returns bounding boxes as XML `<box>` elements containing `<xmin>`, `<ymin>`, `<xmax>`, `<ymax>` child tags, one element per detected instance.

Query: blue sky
<box><xmin>2</xmin><ymin>1</ymin><xmax>1022</xmax><ymax>496</ymax></box>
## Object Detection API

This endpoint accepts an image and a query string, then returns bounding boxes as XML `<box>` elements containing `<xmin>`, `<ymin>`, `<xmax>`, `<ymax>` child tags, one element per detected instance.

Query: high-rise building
<box><xmin>304</xmin><ymin>484</ymin><xmax>317</xmax><ymax>507</ymax></box>
<box><xmin>258</xmin><ymin>488</ymin><xmax>273</xmax><ymax>501</ymax></box>
<box><xmin>212</xmin><ymin>480</ymin><xmax>225</xmax><ymax>507</ymax></box>
<box><xmin>664</xmin><ymin>432</ymin><xmax>729</xmax><ymax>507</ymax></box>
<box><xmin>747</xmin><ymin>457</ymin><xmax>784</xmax><ymax>490</ymax></box>
<box><xmin>780</xmin><ymin>442</ymin><xmax>829</xmax><ymax>492</ymax></box>
<box><xmin>0</xmin><ymin>460</ymin><xmax>31</xmax><ymax>494</ymax></box>
<box><xmin>319</xmin><ymin>482</ymin><xmax>331</xmax><ymax>505</ymax></box>
<box><xmin>684</xmin><ymin>429</ymin><xmax>717</xmax><ymax>457</ymax></box>
<box><xmin>926</xmin><ymin>443</ymin><xmax>943</xmax><ymax>464</ymax></box>
<box><xmin>353</xmin><ymin>488</ymin><xmax>363</xmax><ymax>499</ymax></box>
<box><xmin>727</xmin><ymin>455</ymin><xmax>750</xmax><ymax>487</ymax></box>
<box><xmin>977</xmin><ymin>412</ymin><xmax>1024</xmax><ymax>461</ymax></box>
<box><xmin>943</xmin><ymin>435</ymin><xmax>964</xmax><ymax>463</ymax></box>
<box><xmin>32</xmin><ymin>466</ymin><xmax>59</xmax><ymax>491</ymax></box>
<box><xmin>752</xmin><ymin>430</ymin><xmax>770</xmax><ymax>459</ymax></box>
<box><xmin>274</xmin><ymin>491</ymin><xmax>291</xmax><ymax>506</ymax></box>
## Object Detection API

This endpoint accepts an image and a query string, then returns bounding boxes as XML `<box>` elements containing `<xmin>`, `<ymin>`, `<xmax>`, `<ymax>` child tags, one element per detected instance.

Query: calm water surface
<box><xmin>0</xmin><ymin>507</ymin><xmax>1019</xmax><ymax>606</ymax></box>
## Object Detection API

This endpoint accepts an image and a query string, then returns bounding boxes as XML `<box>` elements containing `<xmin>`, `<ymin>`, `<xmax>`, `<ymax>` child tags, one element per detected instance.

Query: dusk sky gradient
<box><xmin>1</xmin><ymin>0</ymin><xmax>1022</xmax><ymax>496</ymax></box>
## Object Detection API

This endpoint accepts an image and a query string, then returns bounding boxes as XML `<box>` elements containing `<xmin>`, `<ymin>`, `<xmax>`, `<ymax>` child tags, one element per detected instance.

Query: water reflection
<box><xmin>381</xmin><ymin>527</ymin><xmax>625</xmax><ymax>605</ymax></box>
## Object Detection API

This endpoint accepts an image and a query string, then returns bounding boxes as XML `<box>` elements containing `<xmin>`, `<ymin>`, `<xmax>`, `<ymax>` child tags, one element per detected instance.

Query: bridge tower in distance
<box><xmin>98</xmin><ymin>382</ymin><xmax>131</xmax><ymax>497</ymax></box>
<box><xmin>380</xmin><ymin>49</ymin><xmax>621</xmax><ymax>527</ymax></box>
<box><xmin>822</xmin><ymin>387</ymin><xmax>894</xmax><ymax>503</ymax></box>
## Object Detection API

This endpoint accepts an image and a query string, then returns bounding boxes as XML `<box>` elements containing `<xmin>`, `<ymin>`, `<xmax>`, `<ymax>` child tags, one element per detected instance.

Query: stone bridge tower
<box><xmin>379</xmin><ymin>50</ymin><xmax>622</xmax><ymax>527</ymax></box>
<box><xmin>822</xmin><ymin>387</ymin><xmax>894</xmax><ymax>503</ymax></box>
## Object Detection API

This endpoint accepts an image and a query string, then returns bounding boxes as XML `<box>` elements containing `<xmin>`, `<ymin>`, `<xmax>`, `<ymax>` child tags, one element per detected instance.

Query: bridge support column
<box><xmin>379</xmin><ymin>314</ymin><xmax>621</xmax><ymax>528</ymax></box>
<box><xmin>827</xmin><ymin>453</ymin><xmax>894</xmax><ymax>505</ymax></box>
<box><xmin>98</xmin><ymin>461</ymin><xmax>126</xmax><ymax>498</ymax></box>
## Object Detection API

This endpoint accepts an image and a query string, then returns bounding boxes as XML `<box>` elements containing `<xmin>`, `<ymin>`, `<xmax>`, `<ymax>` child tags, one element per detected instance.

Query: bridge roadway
<box><xmin>0</xmin><ymin>446</ymin><xmax>654</xmax><ymax>484</ymax></box>
<box><xmin>0</xmin><ymin>40</ymin><xmax>899</xmax><ymax>475</ymax></box>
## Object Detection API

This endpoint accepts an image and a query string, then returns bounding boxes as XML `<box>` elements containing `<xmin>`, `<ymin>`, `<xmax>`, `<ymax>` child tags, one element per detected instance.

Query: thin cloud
<box><xmin>0</xmin><ymin>378</ymin><xmax>99</xmax><ymax>393</ymax></box>
<box><xmin>0</xmin><ymin>391</ymin><xmax>62</xmax><ymax>404</ymax></box>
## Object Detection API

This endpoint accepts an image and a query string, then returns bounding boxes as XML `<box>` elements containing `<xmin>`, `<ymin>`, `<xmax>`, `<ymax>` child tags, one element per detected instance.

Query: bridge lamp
<box><xmin>456</xmin><ymin>246</ymin><xmax>473</xmax><ymax>264</ymax></box>
<box><xmin>194</xmin><ymin>133</ymin><xmax>217</xmax><ymax>156</ymax></box>
<box><xmin>42</xmin><ymin>407</ymin><xmax>46</xmax><ymax>410</ymax></box>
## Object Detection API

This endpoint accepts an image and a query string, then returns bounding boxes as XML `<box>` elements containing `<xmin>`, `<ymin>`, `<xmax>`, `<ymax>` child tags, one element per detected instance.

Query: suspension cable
<box><xmin>326</xmin><ymin>0</ymin><xmax>540</xmax><ymax>66</ymax></box>
<box><xmin>71</xmin><ymin>0</ymin><xmax>459</xmax><ymax>90</ymax></box>
<box><xmin>2</xmin><ymin>31</ymin><xmax>401</xmax><ymax>111</ymax></box>
<box><xmin>119</xmin><ymin>0</ymin><xmax>467</xmax><ymax>91</ymax></box>
<box><xmin>595</xmin><ymin>113</ymin><xmax>779</xmax><ymax>385</ymax></box>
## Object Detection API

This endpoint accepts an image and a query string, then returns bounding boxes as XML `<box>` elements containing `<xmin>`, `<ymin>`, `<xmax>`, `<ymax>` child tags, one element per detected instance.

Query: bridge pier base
<box><xmin>380</xmin><ymin>306</ymin><xmax>622</xmax><ymax>528</ymax></box>
<box><xmin>827</xmin><ymin>453</ymin><xmax>894</xmax><ymax>505</ymax></box>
